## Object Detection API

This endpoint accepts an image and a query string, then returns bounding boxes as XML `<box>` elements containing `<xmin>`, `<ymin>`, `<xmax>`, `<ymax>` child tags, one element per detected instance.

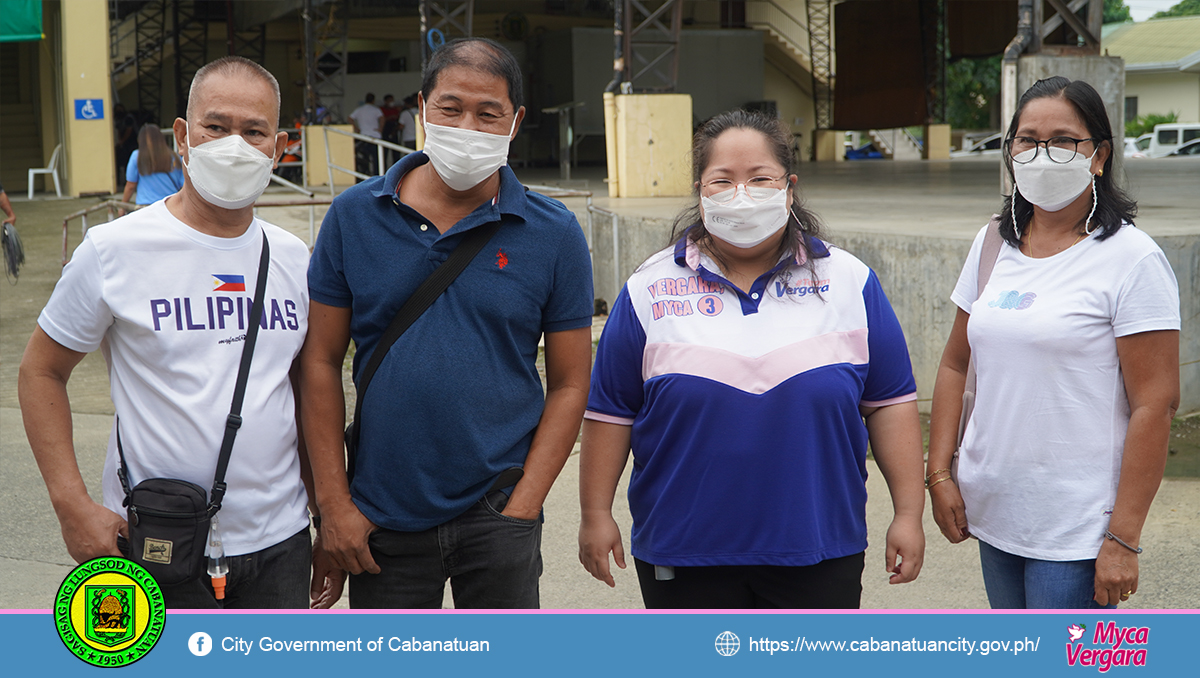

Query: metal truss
<box><xmin>807</xmin><ymin>0</ymin><xmax>833</xmax><ymax>130</ymax></box>
<box><xmin>304</xmin><ymin>0</ymin><xmax>349</xmax><ymax>123</ymax></box>
<box><xmin>1034</xmin><ymin>0</ymin><xmax>1102</xmax><ymax>54</ymax></box>
<box><xmin>622</xmin><ymin>0</ymin><xmax>683</xmax><ymax>93</ymax></box>
<box><xmin>420</xmin><ymin>0</ymin><xmax>474</xmax><ymax>72</ymax></box>
<box><xmin>173</xmin><ymin>1</ymin><xmax>210</xmax><ymax>121</ymax></box>
<box><xmin>919</xmin><ymin>0</ymin><xmax>946</xmax><ymax>124</ymax></box>
<box><xmin>133</xmin><ymin>0</ymin><xmax>167</xmax><ymax>124</ymax></box>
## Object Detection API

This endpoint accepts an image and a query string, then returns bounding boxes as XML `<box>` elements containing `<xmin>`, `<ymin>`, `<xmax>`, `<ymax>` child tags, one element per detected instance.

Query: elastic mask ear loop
<box><xmin>1084</xmin><ymin>174</ymin><xmax>1098</xmax><ymax>235</ymax></box>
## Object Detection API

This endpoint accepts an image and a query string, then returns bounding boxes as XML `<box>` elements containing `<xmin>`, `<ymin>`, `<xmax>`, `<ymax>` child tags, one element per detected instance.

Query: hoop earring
<box><xmin>1084</xmin><ymin>176</ymin><xmax>1098</xmax><ymax>235</ymax></box>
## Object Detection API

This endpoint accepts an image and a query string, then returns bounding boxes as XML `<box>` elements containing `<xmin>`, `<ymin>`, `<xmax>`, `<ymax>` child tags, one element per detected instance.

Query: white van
<box><xmin>1148</xmin><ymin>123</ymin><xmax>1200</xmax><ymax>158</ymax></box>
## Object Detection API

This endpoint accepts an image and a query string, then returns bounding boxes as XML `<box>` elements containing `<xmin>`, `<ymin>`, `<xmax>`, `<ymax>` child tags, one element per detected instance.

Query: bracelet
<box><xmin>311</xmin><ymin>515</ymin><xmax>322</xmax><ymax>530</ymax></box>
<box><xmin>927</xmin><ymin>476</ymin><xmax>952</xmax><ymax>491</ymax></box>
<box><xmin>925</xmin><ymin>468</ymin><xmax>951</xmax><ymax>487</ymax></box>
<box><xmin>1105</xmin><ymin>530</ymin><xmax>1142</xmax><ymax>554</ymax></box>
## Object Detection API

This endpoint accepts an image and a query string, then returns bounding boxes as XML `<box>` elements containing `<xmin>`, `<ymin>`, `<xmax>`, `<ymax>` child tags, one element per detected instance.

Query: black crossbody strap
<box><xmin>118</xmin><ymin>231</ymin><xmax>270</xmax><ymax>512</ymax></box>
<box><xmin>207</xmin><ymin>231</ymin><xmax>271</xmax><ymax>514</ymax></box>
<box><xmin>347</xmin><ymin>221</ymin><xmax>501</xmax><ymax>468</ymax></box>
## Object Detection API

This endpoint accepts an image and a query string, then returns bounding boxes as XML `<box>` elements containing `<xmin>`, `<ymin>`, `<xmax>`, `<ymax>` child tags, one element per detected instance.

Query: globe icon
<box><xmin>715</xmin><ymin>631</ymin><xmax>740</xmax><ymax>656</ymax></box>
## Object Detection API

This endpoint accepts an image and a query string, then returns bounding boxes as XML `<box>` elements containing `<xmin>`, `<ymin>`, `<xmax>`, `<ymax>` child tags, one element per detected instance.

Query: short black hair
<box><xmin>364</xmin><ymin>92</ymin><xmax>376</xmax><ymax>104</ymax></box>
<box><xmin>1000</xmin><ymin>76</ymin><xmax>1135</xmax><ymax>245</ymax></box>
<box><xmin>421</xmin><ymin>38</ymin><xmax>523</xmax><ymax>112</ymax></box>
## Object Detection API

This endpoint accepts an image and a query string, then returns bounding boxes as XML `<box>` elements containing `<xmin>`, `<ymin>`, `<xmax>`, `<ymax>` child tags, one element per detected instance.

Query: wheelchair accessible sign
<box><xmin>75</xmin><ymin>99</ymin><xmax>104</xmax><ymax>120</ymax></box>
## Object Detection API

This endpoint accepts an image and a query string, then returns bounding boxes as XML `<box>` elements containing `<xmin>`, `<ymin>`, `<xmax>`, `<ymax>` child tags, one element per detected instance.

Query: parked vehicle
<box><xmin>1148</xmin><ymin>123</ymin><xmax>1200</xmax><ymax>158</ymax></box>
<box><xmin>1168</xmin><ymin>138</ymin><xmax>1200</xmax><ymax>157</ymax></box>
<box><xmin>1124</xmin><ymin>134</ymin><xmax>1150</xmax><ymax>158</ymax></box>
<box><xmin>950</xmin><ymin>132</ymin><xmax>1002</xmax><ymax>158</ymax></box>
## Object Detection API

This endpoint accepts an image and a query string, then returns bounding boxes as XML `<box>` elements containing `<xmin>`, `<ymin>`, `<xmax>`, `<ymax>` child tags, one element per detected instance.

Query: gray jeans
<box><xmin>119</xmin><ymin>528</ymin><xmax>311</xmax><ymax>609</ymax></box>
<box><xmin>349</xmin><ymin>490</ymin><xmax>542</xmax><ymax>609</ymax></box>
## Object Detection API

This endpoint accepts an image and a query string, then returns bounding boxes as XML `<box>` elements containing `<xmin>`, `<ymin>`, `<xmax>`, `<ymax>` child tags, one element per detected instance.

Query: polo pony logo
<box><xmin>496</xmin><ymin>249</ymin><xmax>508</xmax><ymax>270</ymax></box>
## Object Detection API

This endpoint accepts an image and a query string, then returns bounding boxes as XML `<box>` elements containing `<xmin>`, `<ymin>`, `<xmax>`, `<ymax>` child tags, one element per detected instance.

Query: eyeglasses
<box><xmin>1005</xmin><ymin>136</ymin><xmax>1099</xmax><ymax>164</ymax></box>
<box><xmin>700</xmin><ymin>175</ymin><xmax>788</xmax><ymax>204</ymax></box>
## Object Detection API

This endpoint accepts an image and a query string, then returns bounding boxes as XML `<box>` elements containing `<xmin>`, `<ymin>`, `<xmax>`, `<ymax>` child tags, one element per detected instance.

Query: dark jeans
<box><xmin>349</xmin><ymin>490</ymin><xmax>542</xmax><ymax>609</ymax></box>
<box><xmin>119</xmin><ymin>528</ymin><xmax>311</xmax><ymax>609</ymax></box>
<box><xmin>634</xmin><ymin>551</ymin><xmax>866</xmax><ymax>609</ymax></box>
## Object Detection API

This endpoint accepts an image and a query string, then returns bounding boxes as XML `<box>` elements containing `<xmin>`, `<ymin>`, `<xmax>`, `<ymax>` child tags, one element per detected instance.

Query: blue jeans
<box><xmin>349</xmin><ymin>490</ymin><xmax>542</xmax><ymax>609</ymax></box>
<box><xmin>119</xmin><ymin>528</ymin><xmax>311</xmax><ymax>609</ymax></box>
<box><xmin>978</xmin><ymin>540</ymin><xmax>1116</xmax><ymax>609</ymax></box>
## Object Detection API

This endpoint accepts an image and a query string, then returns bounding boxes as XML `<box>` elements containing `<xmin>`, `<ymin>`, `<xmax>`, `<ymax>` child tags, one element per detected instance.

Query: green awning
<box><xmin>0</xmin><ymin>0</ymin><xmax>43</xmax><ymax>43</ymax></box>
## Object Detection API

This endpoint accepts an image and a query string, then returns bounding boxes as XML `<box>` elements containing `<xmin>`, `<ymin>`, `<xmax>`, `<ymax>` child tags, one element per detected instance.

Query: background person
<box><xmin>927</xmin><ymin>76</ymin><xmax>1180</xmax><ymax>609</ymax></box>
<box><xmin>121</xmin><ymin>124</ymin><xmax>185</xmax><ymax>209</ymax></box>
<box><xmin>0</xmin><ymin>181</ymin><xmax>15</xmax><ymax>226</ymax></box>
<box><xmin>349</xmin><ymin>93</ymin><xmax>383</xmax><ymax>178</ymax></box>
<box><xmin>578</xmin><ymin>110</ymin><xmax>926</xmax><ymax>609</ymax></box>
<box><xmin>398</xmin><ymin>93</ymin><xmax>419</xmax><ymax>149</ymax></box>
<box><xmin>380</xmin><ymin>94</ymin><xmax>401</xmax><ymax>167</ymax></box>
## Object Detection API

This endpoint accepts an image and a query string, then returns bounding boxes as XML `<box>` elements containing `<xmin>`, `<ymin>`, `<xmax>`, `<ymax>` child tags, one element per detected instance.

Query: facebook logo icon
<box><xmin>188</xmin><ymin>632</ymin><xmax>213</xmax><ymax>657</ymax></box>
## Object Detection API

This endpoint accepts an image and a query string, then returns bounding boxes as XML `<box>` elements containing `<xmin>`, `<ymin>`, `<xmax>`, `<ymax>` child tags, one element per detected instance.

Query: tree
<box><xmin>1104</xmin><ymin>0</ymin><xmax>1132</xmax><ymax>23</ymax></box>
<box><xmin>1152</xmin><ymin>0</ymin><xmax>1200</xmax><ymax>18</ymax></box>
<box><xmin>946</xmin><ymin>55</ymin><xmax>1002</xmax><ymax>130</ymax></box>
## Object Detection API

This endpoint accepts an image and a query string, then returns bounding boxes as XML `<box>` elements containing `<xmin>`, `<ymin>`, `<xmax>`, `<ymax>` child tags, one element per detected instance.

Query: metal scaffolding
<box><xmin>420</xmin><ymin>0</ymin><xmax>474</xmax><ymax>73</ymax></box>
<box><xmin>807</xmin><ymin>0</ymin><xmax>834</xmax><ymax>130</ymax></box>
<box><xmin>303</xmin><ymin>0</ymin><xmax>349</xmax><ymax>124</ymax></box>
<box><xmin>173</xmin><ymin>1</ymin><xmax>210</xmax><ymax>120</ymax></box>
<box><xmin>622</xmin><ymin>0</ymin><xmax>683</xmax><ymax>93</ymax></box>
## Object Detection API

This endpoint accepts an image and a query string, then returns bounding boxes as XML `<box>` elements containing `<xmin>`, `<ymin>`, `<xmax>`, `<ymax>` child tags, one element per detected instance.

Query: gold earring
<box><xmin>1097</xmin><ymin>169</ymin><xmax>1104</xmax><ymax>177</ymax></box>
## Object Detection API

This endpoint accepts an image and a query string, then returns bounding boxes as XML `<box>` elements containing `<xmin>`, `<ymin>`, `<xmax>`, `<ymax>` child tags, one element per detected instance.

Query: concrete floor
<box><xmin>2</xmin><ymin>157</ymin><xmax>1197</xmax><ymax>611</ymax></box>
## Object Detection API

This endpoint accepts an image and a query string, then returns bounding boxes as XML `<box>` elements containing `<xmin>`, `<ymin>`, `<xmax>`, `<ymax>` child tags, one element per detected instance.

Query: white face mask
<box><xmin>422</xmin><ymin>116</ymin><xmax>516</xmax><ymax>191</ymax></box>
<box><xmin>1012</xmin><ymin>147</ymin><xmax>1096</xmax><ymax>212</ymax></box>
<box><xmin>701</xmin><ymin>185</ymin><xmax>790</xmax><ymax>248</ymax></box>
<box><xmin>182</xmin><ymin>133</ymin><xmax>275</xmax><ymax>210</ymax></box>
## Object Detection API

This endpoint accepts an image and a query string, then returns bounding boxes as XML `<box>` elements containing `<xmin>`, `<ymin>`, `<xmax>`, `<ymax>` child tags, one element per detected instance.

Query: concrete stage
<box><xmin>523</xmin><ymin>157</ymin><xmax>1200</xmax><ymax>415</ymax></box>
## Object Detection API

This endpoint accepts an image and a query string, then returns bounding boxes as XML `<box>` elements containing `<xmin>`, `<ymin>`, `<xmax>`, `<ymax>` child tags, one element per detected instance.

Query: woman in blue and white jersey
<box><xmin>578</xmin><ymin>110</ymin><xmax>926</xmax><ymax>609</ymax></box>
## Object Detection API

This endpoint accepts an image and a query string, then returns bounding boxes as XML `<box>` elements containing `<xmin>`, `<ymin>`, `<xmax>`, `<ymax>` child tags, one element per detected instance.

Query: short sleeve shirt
<box><xmin>950</xmin><ymin>223</ymin><xmax>1179</xmax><ymax>560</ymax></box>
<box><xmin>308</xmin><ymin>152</ymin><xmax>594</xmax><ymax>531</ymax></box>
<box><xmin>126</xmin><ymin>150</ymin><xmax>184</xmax><ymax>205</ymax></box>
<box><xmin>38</xmin><ymin>202</ymin><xmax>312</xmax><ymax>556</ymax></box>
<box><xmin>586</xmin><ymin>235</ymin><xmax>917</xmax><ymax>567</ymax></box>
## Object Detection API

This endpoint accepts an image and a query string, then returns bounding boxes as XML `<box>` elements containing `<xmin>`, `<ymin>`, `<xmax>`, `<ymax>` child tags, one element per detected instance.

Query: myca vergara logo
<box><xmin>55</xmin><ymin>557</ymin><xmax>166</xmax><ymax>668</ymax></box>
<box><xmin>1065</xmin><ymin>621</ymin><xmax>1149</xmax><ymax>672</ymax></box>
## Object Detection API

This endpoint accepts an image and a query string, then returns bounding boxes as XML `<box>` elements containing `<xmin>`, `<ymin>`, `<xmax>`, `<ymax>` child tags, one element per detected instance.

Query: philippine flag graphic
<box><xmin>212</xmin><ymin>274</ymin><xmax>246</xmax><ymax>292</ymax></box>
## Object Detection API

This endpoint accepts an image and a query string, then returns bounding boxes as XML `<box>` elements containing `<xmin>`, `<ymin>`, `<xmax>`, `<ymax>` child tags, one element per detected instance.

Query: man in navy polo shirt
<box><xmin>301</xmin><ymin>38</ymin><xmax>593</xmax><ymax>608</ymax></box>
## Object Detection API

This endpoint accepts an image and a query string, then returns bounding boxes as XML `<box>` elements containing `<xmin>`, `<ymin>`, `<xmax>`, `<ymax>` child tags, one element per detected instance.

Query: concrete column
<box><xmin>813</xmin><ymin>129</ymin><xmax>844</xmax><ymax>161</ymax></box>
<box><xmin>303</xmin><ymin>125</ymin><xmax>356</xmax><ymax>188</ymax></box>
<box><xmin>612</xmin><ymin>94</ymin><xmax>692</xmax><ymax>198</ymax></box>
<box><xmin>60</xmin><ymin>0</ymin><xmax>115</xmax><ymax>196</ymax></box>
<box><xmin>923</xmin><ymin>124</ymin><xmax>951</xmax><ymax>160</ymax></box>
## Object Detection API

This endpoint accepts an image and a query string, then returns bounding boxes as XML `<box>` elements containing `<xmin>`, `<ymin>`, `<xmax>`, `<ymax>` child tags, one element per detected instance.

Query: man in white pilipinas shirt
<box><xmin>19</xmin><ymin>56</ymin><xmax>341</xmax><ymax>609</ymax></box>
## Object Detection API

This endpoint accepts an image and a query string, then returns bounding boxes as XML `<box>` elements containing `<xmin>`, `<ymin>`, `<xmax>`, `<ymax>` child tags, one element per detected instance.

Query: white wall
<box><xmin>764</xmin><ymin>59</ymin><xmax>815</xmax><ymax>161</ymax></box>
<box><xmin>1126</xmin><ymin>71</ymin><xmax>1200</xmax><ymax>123</ymax></box>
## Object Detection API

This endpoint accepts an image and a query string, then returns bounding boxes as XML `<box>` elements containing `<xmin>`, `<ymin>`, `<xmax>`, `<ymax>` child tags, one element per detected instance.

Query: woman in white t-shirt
<box><xmin>927</xmin><ymin>77</ymin><xmax>1180</xmax><ymax>609</ymax></box>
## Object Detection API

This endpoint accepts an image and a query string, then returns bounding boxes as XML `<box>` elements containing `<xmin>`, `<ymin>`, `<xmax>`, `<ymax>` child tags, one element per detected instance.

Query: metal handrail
<box><xmin>61</xmin><ymin>196</ymin><xmax>335</xmax><ymax>266</ymax></box>
<box><xmin>321</xmin><ymin>126</ymin><xmax>415</xmax><ymax>196</ymax></box>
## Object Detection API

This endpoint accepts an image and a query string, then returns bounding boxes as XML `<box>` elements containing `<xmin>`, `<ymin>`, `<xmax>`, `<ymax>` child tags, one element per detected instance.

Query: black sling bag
<box><xmin>116</xmin><ymin>232</ymin><xmax>270</xmax><ymax>586</ymax></box>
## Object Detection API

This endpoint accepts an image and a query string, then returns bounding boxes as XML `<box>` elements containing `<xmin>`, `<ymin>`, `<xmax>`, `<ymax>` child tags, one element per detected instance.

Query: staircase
<box><xmin>747</xmin><ymin>0</ymin><xmax>815</xmax><ymax>91</ymax></box>
<box><xmin>0</xmin><ymin>41</ymin><xmax>44</xmax><ymax>193</ymax></box>
<box><xmin>869</xmin><ymin>128</ymin><xmax>924</xmax><ymax>161</ymax></box>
